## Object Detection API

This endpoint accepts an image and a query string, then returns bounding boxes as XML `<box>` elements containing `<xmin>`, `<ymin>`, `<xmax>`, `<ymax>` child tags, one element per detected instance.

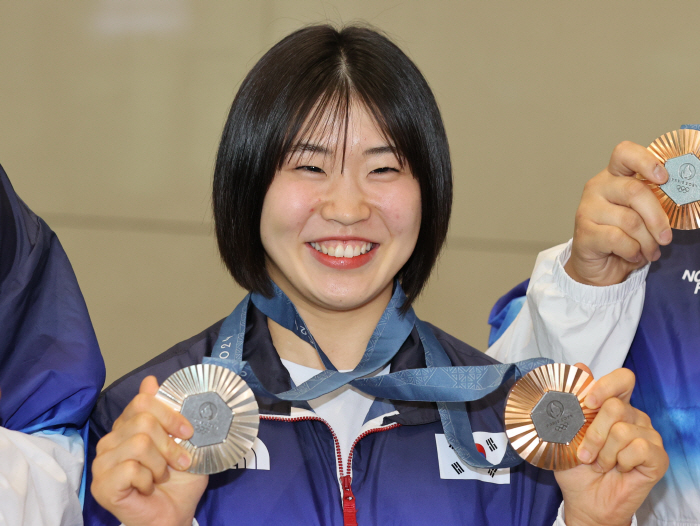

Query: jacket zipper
<box><xmin>260</xmin><ymin>414</ymin><xmax>400</xmax><ymax>526</ymax></box>
<box><xmin>341</xmin><ymin>423</ymin><xmax>400</xmax><ymax>526</ymax></box>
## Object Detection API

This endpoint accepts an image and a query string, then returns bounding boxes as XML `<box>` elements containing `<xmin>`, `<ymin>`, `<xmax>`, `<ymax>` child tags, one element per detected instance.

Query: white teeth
<box><xmin>311</xmin><ymin>241</ymin><xmax>374</xmax><ymax>258</ymax></box>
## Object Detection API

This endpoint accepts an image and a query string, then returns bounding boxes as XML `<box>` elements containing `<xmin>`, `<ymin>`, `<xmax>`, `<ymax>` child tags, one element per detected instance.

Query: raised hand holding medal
<box><xmin>90</xmin><ymin>375</ymin><xmax>209</xmax><ymax>526</ymax></box>
<box><xmin>504</xmin><ymin>359</ymin><xmax>668</xmax><ymax>522</ymax></box>
<box><xmin>565</xmin><ymin>137</ymin><xmax>672</xmax><ymax>287</ymax></box>
<box><xmin>567</xmin><ymin>127</ymin><xmax>700</xmax><ymax>291</ymax></box>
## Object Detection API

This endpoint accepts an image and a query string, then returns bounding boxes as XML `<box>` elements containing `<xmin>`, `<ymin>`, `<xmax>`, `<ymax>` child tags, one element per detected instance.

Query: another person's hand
<box><xmin>91</xmin><ymin>376</ymin><xmax>208</xmax><ymax>526</ymax></box>
<box><xmin>565</xmin><ymin>141</ymin><xmax>672</xmax><ymax>286</ymax></box>
<box><xmin>555</xmin><ymin>364</ymin><xmax>668</xmax><ymax>526</ymax></box>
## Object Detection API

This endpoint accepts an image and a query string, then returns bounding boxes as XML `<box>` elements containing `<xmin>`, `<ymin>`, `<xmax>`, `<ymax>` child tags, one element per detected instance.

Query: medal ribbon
<box><xmin>205</xmin><ymin>282</ymin><xmax>551</xmax><ymax>469</ymax></box>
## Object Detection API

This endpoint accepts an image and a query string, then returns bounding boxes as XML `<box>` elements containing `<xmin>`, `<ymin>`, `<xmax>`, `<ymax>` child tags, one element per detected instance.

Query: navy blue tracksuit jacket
<box><xmin>84</xmin><ymin>304</ymin><xmax>562</xmax><ymax>525</ymax></box>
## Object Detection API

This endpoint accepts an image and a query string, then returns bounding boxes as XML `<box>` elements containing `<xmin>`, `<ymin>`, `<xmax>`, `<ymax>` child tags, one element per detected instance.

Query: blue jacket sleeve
<box><xmin>487</xmin><ymin>279</ymin><xmax>529</xmax><ymax>347</ymax></box>
<box><xmin>0</xmin><ymin>164</ymin><xmax>105</xmax><ymax>434</ymax></box>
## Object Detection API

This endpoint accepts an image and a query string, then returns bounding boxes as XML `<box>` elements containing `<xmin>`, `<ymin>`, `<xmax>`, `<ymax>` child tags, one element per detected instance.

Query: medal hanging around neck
<box><xmin>637</xmin><ymin>128</ymin><xmax>700</xmax><ymax>229</ymax></box>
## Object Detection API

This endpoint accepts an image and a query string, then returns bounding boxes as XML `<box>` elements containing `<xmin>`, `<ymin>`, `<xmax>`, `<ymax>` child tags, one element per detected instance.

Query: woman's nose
<box><xmin>319</xmin><ymin>177</ymin><xmax>371</xmax><ymax>226</ymax></box>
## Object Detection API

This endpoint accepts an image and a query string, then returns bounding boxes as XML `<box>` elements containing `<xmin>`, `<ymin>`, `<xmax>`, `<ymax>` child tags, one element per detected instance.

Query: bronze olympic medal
<box><xmin>637</xmin><ymin>128</ymin><xmax>700</xmax><ymax>229</ymax></box>
<box><xmin>504</xmin><ymin>363</ymin><xmax>598</xmax><ymax>471</ymax></box>
<box><xmin>156</xmin><ymin>363</ymin><xmax>259</xmax><ymax>475</ymax></box>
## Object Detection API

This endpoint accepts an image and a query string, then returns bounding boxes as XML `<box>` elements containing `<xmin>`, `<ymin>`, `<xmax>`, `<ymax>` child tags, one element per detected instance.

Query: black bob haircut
<box><xmin>213</xmin><ymin>24</ymin><xmax>452</xmax><ymax>311</ymax></box>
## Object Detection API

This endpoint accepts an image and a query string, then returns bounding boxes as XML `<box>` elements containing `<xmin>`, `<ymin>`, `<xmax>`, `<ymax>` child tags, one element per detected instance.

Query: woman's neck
<box><xmin>267</xmin><ymin>284</ymin><xmax>394</xmax><ymax>371</ymax></box>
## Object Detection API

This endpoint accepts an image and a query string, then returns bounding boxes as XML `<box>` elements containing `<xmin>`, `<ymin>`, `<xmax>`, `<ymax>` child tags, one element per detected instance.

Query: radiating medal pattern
<box><xmin>637</xmin><ymin>129</ymin><xmax>700</xmax><ymax>229</ymax></box>
<box><xmin>504</xmin><ymin>364</ymin><xmax>598</xmax><ymax>471</ymax></box>
<box><xmin>156</xmin><ymin>363</ymin><xmax>259</xmax><ymax>475</ymax></box>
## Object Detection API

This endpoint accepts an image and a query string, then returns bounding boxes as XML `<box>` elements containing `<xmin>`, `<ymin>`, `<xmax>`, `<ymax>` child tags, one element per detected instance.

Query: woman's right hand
<box><xmin>91</xmin><ymin>376</ymin><xmax>208</xmax><ymax>526</ymax></box>
<box><xmin>565</xmin><ymin>141</ymin><xmax>673</xmax><ymax>287</ymax></box>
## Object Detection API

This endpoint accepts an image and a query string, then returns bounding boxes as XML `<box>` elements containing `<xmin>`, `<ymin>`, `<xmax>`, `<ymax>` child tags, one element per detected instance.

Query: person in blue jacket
<box><xmin>85</xmin><ymin>25</ymin><xmax>668</xmax><ymax>526</ymax></box>
<box><xmin>488</xmin><ymin>127</ymin><xmax>700</xmax><ymax>526</ymax></box>
<box><xmin>0</xmin><ymin>165</ymin><xmax>105</xmax><ymax>524</ymax></box>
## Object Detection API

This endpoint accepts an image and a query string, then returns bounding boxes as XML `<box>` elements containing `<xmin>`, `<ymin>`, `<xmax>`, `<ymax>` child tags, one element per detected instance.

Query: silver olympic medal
<box><xmin>156</xmin><ymin>363</ymin><xmax>259</xmax><ymax>475</ymax></box>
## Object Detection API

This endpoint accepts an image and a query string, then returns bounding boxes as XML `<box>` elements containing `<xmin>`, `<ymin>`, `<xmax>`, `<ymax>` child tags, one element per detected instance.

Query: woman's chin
<box><xmin>267</xmin><ymin>265</ymin><xmax>395</xmax><ymax>314</ymax></box>
<box><xmin>303</xmin><ymin>281</ymin><xmax>394</xmax><ymax>313</ymax></box>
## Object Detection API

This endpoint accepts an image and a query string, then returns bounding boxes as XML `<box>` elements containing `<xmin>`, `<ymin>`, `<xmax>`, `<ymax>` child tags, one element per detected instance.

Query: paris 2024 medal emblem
<box><xmin>637</xmin><ymin>128</ymin><xmax>700</xmax><ymax>229</ymax></box>
<box><xmin>504</xmin><ymin>363</ymin><xmax>598</xmax><ymax>471</ymax></box>
<box><xmin>156</xmin><ymin>363</ymin><xmax>259</xmax><ymax>475</ymax></box>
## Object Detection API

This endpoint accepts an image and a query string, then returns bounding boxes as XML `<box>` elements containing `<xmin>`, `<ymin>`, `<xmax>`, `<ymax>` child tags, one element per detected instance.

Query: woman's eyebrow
<box><xmin>289</xmin><ymin>142</ymin><xmax>332</xmax><ymax>156</ymax></box>
<box><xmin>363</xmin><ymin>145</ymin><xmax>397</xmax><ymax>156</ymax></box>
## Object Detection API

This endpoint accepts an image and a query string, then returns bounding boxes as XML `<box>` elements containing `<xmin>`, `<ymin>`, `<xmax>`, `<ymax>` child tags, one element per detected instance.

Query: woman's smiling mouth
<box><xmin>310</xmin><ymin>240</ymin><xmax>374</xmax><ymax>258</ymax></box>
<box><xmin>307</xmin><ymin>240</ymin><xmax>377</xmax><ymax>269</ymax></box>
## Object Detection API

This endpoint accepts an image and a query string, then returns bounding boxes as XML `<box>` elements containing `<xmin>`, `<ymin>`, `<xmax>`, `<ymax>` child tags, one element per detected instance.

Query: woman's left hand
<box><xmin>554</xmin><ymin>364</ymin><xmax>668</xmax><ymax>526</ymax></box>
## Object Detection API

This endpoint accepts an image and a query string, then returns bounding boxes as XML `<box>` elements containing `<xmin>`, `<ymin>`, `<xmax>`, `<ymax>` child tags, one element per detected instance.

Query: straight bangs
<box><xmin>277</xmin><ymin>73</ymin><xmax>407</xmax><ymax>175</ymax></box>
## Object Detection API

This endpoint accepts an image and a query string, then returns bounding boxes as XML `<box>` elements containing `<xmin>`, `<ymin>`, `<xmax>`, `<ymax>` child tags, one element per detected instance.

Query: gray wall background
<box><xmin>1</xmin><ymin>1</ymin><xmax>698</xmax><ymax>386</ymax></box>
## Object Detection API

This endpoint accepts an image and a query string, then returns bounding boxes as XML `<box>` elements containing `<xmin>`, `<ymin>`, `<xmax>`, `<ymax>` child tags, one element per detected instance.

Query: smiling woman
<box><xmin>85</xmin><ymin>24</ymin><xmax>668</xmax><ymax>526</ymax></box>
<box><xmin>212</xmin><ymin>25</ymin><xmax>447</xmax><ymax>372</ymax></box>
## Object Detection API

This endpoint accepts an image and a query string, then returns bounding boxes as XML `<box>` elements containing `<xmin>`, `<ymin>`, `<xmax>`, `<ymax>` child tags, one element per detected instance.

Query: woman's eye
<box><xmin>297</xmin><ymin>165</ymin><xmax>325</xmax><ymax>173</ymax></box>
<box><xmin>370</xmin><ymin>167</ymin><xmax>400</xmax><ymax>174</ymax></box>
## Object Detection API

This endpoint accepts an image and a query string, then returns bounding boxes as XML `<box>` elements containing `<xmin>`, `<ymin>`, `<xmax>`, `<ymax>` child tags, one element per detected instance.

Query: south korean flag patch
<box><xmin>435</xmin><ymin>433</ymin><xmax>510</xmax><ymax>484</ymax></box>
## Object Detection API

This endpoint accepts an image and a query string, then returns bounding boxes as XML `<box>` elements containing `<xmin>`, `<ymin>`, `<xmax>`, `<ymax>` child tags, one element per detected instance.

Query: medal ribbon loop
<box><xmin>205</xmin><ymin>282</ymin><xmax>551</xmax><ymax>469</ymax></box>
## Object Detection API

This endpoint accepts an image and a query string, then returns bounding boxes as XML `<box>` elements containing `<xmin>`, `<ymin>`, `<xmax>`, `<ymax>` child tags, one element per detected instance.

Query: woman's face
<box><xmin>260</xmin><ymin>102</ymin><xmax>422</xmax><ymax>314</ymax></box>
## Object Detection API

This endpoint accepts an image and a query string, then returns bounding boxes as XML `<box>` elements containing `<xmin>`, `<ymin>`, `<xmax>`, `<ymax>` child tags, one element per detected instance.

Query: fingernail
<box><xmin>585</xmin><ymin>395</ymin><xmax>598</xmax><ymax>409</ymax></box>
<box><xmin>660</xmin><ymin>229</ymin><xmax>672</xmax><ymax>244</ymax></box>
<box><xmin>653</xmin><ymin>248</ymin><xmax>661</xmax><ymax>261</ymax></box>
<box><xmin>592</xmin><ymin>461</ymin><xmax>605</xmax><ymax>473</ymax></box>
<box><xmin>178</xmin><ymin>452</ymin><xmax>192</xmax><ymax>470</ymax></box>
<box><xmin>578</xmin><ymin>447</ymin><xmax>592</xmax><ymax>464</ymax></box>
<box><xmin>180</xmin><ymin>423</ymin><xmax>193</xmax><ymax>439</ymax></box>
<box><xmin>653</xmin><ymin>164</ymin><xmax>668</xmax><ymax>183</ymax></box>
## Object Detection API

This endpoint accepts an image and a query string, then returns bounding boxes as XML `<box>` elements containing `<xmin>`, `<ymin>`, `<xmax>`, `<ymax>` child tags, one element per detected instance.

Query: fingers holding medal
<box><xmin>91</xmin><ymin>375</ymin><xmax>210</xmax><ymax>526</ymax></box>
<box><xmin>505</xmin><ymin>363</ymin><xmax>667</xmax><ymax>476</ymax></box>
<box><xmin>541</xmin><ymin>366</ymin><xmax>668</xmax><ymax>526</ymax></box>
<box><xmin>566</xmin><ymin>140</ymin><xmax>672</xmax><ymax>287</ymax></box>
<box><xmin>91</xmin><ymin>365</ymin><xmax>258</xmax><ymax>526</ymax></box>
<box><xmin>567</xmin><ymin>128</ymin><xmax>700</xmax><ymax>289</ymax></box>
<box><xmin>155</xmin><ymin>363</ymin><xmax>259</xmax><ymax>475</ymax></box>
<box><xmin>571</xmin><ymin>366</ymin><xmax>665</xmax><ymax>475</ymax></box>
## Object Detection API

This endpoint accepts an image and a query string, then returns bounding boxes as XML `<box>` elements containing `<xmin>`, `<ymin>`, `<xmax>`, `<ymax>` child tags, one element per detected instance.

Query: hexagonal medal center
<box><xmin>531</xmin><ymin>391</ymin><xmax>584</xmax><ymax>445</ymax></box>
<box><xmin>181</xmin><ymin>392</ymin><xmax>233</xmax><ymax>447</ymax></box>
<box><xmin>661</xmin><ymin>153</ymin><xmax>700</xmax><ymax>206</ymax></box>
